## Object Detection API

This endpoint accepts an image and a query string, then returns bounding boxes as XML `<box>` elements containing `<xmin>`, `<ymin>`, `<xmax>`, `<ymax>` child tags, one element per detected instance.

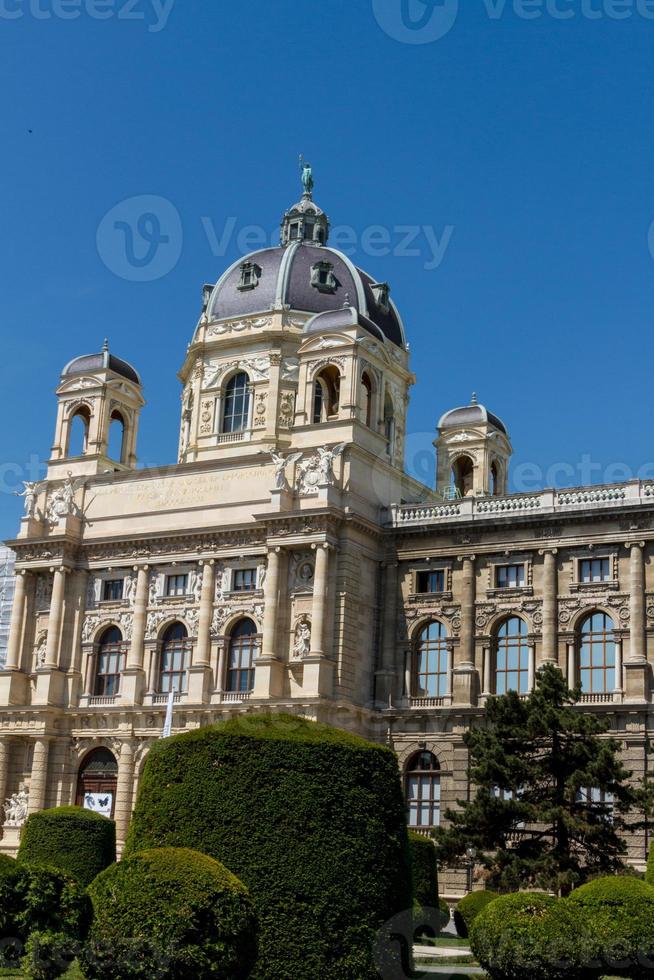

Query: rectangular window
<box><xmin>233</xmin><ymin>568</ymin><xmax>257</xmax><ymax>592</ymax></box>
<box><xmin>496</xmin><ymin>564</ymin><xmax>525</xmax><ymax>589</ymax></box>
<box><xmin>166</xmin><ymin>574</ymin><xmax>188</xmax><ymax>598</ymax></box>
<box><xmin>579</xmin><ymin>558</ymin><xmax>611</xmax><ymax>584</ymax></box>
<box><xmin>102</xmin><ymin>579</ymin><xmax>124</xmax><ymax>602</ymax></box>
<box><xmin>416</xmin><ymin>569</ymin><xmax>446</xmax><ymax>594</ymax></box>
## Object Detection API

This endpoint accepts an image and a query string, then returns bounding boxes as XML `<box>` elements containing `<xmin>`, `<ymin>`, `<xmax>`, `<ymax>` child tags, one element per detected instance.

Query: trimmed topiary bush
<box><xmin>454</xmin><ymin>889</ymin><xmax>497</xmax><ymax>938</ymax></box>
<box><xmin>438</xmin><ymin>897</ymin><xmax>450</xmax><ymax>929</ymax></box>
<box><xmin>18</xmin><ymin>806</ymin><xmax>116</xmax><ymax>887</ymax></box>
<box><xmin>408</xmin><ymin>832</ymin><xmax>438</xmax><ymax>909</ymax></box>
<box><xmin>469</xmin><ymin>892</ymin><xmax>596</xmax><ymax>980</ymax></box>
<box><xmin>0</xmin><ymin>852</ymin><xmax>17</xmax><ymax>878</ymax></box>
<box><xmin>646</xmin><ymin>843</ymin><xmax>654</xmax><ymax>884</ymax></box>
<box><xmin>0</xmin><ymin>865</ymin><xmax>91</xmax><ymax>976</ymax></box>
<box><xmin>126</xmin><ymin>713</ymin><xmax>412</xmax><ymax>980</ymax></box>
<box><xmin>568</xmin><ymin>875</ymin><xmax>654</xmax><ymax>978</ymax></box>
<box><xmin>82</xmin><ymin>847</ymin><xmax>257</xmax><ymax>980</ymax></box>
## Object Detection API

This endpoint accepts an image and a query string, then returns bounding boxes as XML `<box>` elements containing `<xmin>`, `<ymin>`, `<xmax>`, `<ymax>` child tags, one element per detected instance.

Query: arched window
<box><xmin>494</xmin><ymin>617</ymin><xmax>529</xmax><ymax>695</ymax></box>
<box><xmin>384</xmin><ymin>392</ymin><xmax>395</xmax><ymax>454</ymax></box>
<box><xmin>67</xmin><ymin>407</ymin><xmax>90</xmax><ymax>457</ymax></box>
<box><xmin>108</xmin><ymin>410</ymin><xmax>126</xmax><ymax>462</ymax></box>
<box><xmin>312</xmin><ymin>366</ymin><xmax>340</xmax><ymax>423</ymax></box>
<box><xmin>227</xmin><ymin>618</ymin><xmax>258</xmax><ymax>693</ymax></box>
<box><xmin>361</xmin><ymin>372</ymin><xmax>373</xmax><ymax>428</ymax></box>
<box><xmin>159</xmin><ymin>622</ymin><xmax>191</xmax><ymax>694</ymax></box>
<box><xmin>578</xmin><ymin>612</ymin><xmax>615</xmax><ymax>694</ymax></box>
<box><xmin>490</xmin><ymin>461</ymin><xmax>500</xmax><ymax>496</ymax></box>
<box><xmin>451</xmin><ymin>455</ymin><xmax>474</xmax><ymax>498</ymax></box>
<box><xmin>95</xmin><ymin>626</ymin><xmax>126</xmax><ymax>697</ymax></box>
<box><xmin>76</xmin><ymin>748</ymin><xmax>118</xmax><ymax>817</ymax></box>
<box><xmin>413</xmin><ymin>621</ymin><xmax>449</xmax><ymax>698</ymax></box>
<box><xmin>222</xmin><ymin>372</ymin><xmax>251</xmax><ymax>434</ymax></box>
<box><xmin>406</xmin><ymin>751</ymin><xmax>441</xmax><ymax>829</ymax></box>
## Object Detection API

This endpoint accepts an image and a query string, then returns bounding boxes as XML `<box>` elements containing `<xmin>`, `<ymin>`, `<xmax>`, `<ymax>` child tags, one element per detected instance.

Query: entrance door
<box><xmin>75</xmin><ymin>748</ymin><xmax>118</xmax><ymax>819</ymax></box>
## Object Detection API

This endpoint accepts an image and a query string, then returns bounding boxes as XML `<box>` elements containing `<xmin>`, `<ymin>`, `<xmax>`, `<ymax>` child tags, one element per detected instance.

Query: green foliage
<box><xmin>0</xmin><ymin>854</ymin><xmax>16</xmax><ymax>879</ymax></box>
<box><xmin>408</xmin><ymin>832</ymin><xmax>438</xmax><ymax>908</ymax></box>
<box><xmin>568</xmin><ymin>875</ymin><xmax>654</xmax><ymax>977</ymax></box>
<box><xmin>469</xmin><ymin>891</ymin><xmax>596</xmax><ymax>980</ymax></box>
<box><xmin>0</xmin><ymin>865</ymin><xmax>91</xmax><ymax>977</ymax></box>
<box><xmin>22</xmin><ymin>931</ymin><xmax>78</xmax><ymax>980</ymax></box>
<box><xmin>646</xmin><ymin>842</ymin><xmax>654</xmax><ymax>884</ymax></box>
<box><xmin>437</xmin><ymin>664</ymin><xmax>638</xmax><ymax>894</ymax></box>
<box><xmin>453</xmin><ymin>890</ymin><xmax>497</xmax><ymax>938</ymax></box>
<box><xmin>439</xmin><ymin>897</ymin><xmax>450</xmax><ymax>929</ymax></box>
<box><xmin>18</xmin><ymin>807</ymin><xmax>116</xmax><ymax>888</ymax></box>
<box><xmin>126</xmin><ymin>713</ymin><xmax>412</xmax><ymax>980</ymax></box>
<box><xmin>82</xmin><ymin>847</ymin><xmax>256</xmax><ymax>980</ymax></box>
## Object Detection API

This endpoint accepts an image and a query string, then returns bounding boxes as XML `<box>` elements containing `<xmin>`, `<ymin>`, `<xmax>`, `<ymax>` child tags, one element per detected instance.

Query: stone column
<box><xmin>44</xmin><ymin>568</ymin><xmax>67</xmax><ymax>669</ymax></box>
<box><xmin>376</xmin><ymin>561</ymin><xmax>399</xmax><ymax>704</ymax></box>
<box><xmin>453</xmin><ymin>555</ymin><xmax>476</xmax><ymax>705</ymax></box>
<box><xmin>127</xmin><ymin>566</ymin><xmax>149</xmax><ymax>669</ymax></box>
<box><xmin>482</xmin><ymin>644</ymin><xmax>491</xmax><ymax>697</ymax></box>
<box><xmin>0</xmin><ymin>739</ymin><xmax>10</xmax><ymax>820</ymax></box>
<box><xmin>114</xmin><ymin>742</ymin><xmax>135</xmax><ymax>852</ymax></box>
<box><xmin>528</xmin><ymin>642</ymin><xmax>536</xmax><ymax>693</ymax></box>
<box><xmin>567</xmin><ymin>641</ymin><xmax>576</xmax><ymax>688</ymax></box>
<box><xmin>253</xmin><ymin>547</ymin><xmax>284</xmax><ymax>698</ymax></box>
<box><xmin>27</xmin><ymin>737</ymin><xmax>51</xmax><ymax>815</ymax></box>
<box><xmin>540</xmin><ymin>549</ymin><xmax>558</xmax><ymax>665</ymax></box>
<box><xmin>629</xmin><ymin>543</ymin><xmax>646</xmax><ymax>663</ymax></box>
<box><xmin>304</xmin><ymin>543</ymin><xmax>335</xmax><ymax>697</ymax></box>
<box><xmin>215</xmin><ymin>640</ymin><xmax>227</xmax><ymax>695</ymax></box>
<box><xmin>4</xmin><ymin>571</ymin><xmax>29</xmax><ymax>670</ymax></box>
<box><xmin>188</xmin><ymin>562</ymin><xmax>214</xmax><ymax>703</ymax></box>
<box><xmin>614</xmin><ymin>637</ymin><xmax>624</xmax><ymax>695</ymax></box>
<box><xmin>624</xmin><ymin>542</ymin><xmax>648</xmax><ymax>702</ymax></box>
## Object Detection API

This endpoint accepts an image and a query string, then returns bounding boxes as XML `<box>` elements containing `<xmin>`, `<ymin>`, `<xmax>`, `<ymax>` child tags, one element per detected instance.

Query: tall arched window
<box><xmin>95</xmin><ymin>626</ymin><xmax>126</xmax><ymax>697</ymax></box>
<box><xmin>578</xmin><ymin>612</ymin><xmax>615</xmax><ymax>694</ymax></box>
<box><xmin>406</xmin><ymin>751</ymin><xmax>441</xmax><ymax>829</ymax></box>
<box><xmin>159</xmin><ymin>622</ymin><xmax>191</xmax><ymax>694</ymax></box>
<box><xmin>312</xmin><ymin>366</ymin><xmax>340</xmax><ymax>423</ymax></box>
<box><xmin>227</xmin><ymin>618</ymin><xmax>258</xmax><ymax>693</ymax></box>
<box><xmin>108</xmin><ymin>410</ymin><xmax>126</xmax><ymax>462</ymax></box>
<box><xmin>413</xmin><ymin>621</ymin><xmax>449</xmax><ymax>698</ymax></box>
<box><xmin>361</xmin><ymin>372</ymin><xmax>373</xmax><ymax>428</ymax></box>
<box><xmin>494</xmin><ymin>617</ymin><xmax>529</xmax><ymax>695</ymax></box>
<box><xmin>451</xmin><ymin>455</ymin><xmax>473</xmax><ymax>498</ymax></box>
<box><xmin>67</xmin><ymin>407</ymin><xmax>90</xmax><ymax>457</ymax></box>
<box><xmin>384</xmin><ymin>392</ymin><xmax>395</xmax><ymax>454</ymax></box>
<box><xmin>222</xmin><ymin>372</ymin><xmax>250</xmax><ymax>434</ymax></box>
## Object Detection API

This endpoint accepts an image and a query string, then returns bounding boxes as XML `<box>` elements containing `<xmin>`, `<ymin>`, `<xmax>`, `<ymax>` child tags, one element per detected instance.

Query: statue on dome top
<box><xmin>300</xmin><ymin>156</ymin><xmax>314</xmax><ymax>197</ymax></box>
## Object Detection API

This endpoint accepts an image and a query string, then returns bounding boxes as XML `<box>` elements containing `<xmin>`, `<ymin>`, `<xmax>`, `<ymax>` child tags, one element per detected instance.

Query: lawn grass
<box><xmin>418</xmin><ymin>935</ymin><xmax>472</xmax><ymax>948</ymax></box>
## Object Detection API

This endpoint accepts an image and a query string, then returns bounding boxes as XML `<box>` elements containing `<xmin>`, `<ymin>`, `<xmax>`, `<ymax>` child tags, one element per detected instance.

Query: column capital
<box><xmin>538</xmin><ymin>547</ymin><xmax>558</xmax><ymax>557</ymax></box>
<box><xmin>311</xmin><ymin>541</ymin><xmax>334</xmax><ymax>553</ymax></box>
<box><xmin>457</xmin><ymin>553</ymin><xmax>477</xmax><ymax>564</ymax></box>
<box><xmin>198</xmin><ymin>558</ymin><xmax>215</xmax><ymax>568</ymax></box>
<box><xmin>49</xmin><ymin>564</ymin><xmax>71</xmax><ymax>575</ymax></box>
<box><xmin>266</xmin><ymin>545</ymin><xmax>283</xmax><ymax>556</ymax></box>
<box><xmin>626</xmin><ymin>540</ymin><xmax>646</xmax><ymax>551</ymax></box>
<box><xmin>132</xmin><ymin>563</ymin><xmax>149</xmax><ymax>572</ymax></box>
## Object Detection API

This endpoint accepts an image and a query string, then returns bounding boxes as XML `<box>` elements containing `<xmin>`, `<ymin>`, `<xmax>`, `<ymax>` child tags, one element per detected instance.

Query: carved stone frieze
<box><xmin>288</xmin><ymin>551</ymin><xmax>315</xmax><ymax>593</ymax></box>
<box><xmin>207</xmin><ymin>315</ymin><xmax>273</xmax><ymax>337</ymax></box>
<box><xmin>558</xmin><ymin>593</ymin><xmax>630</xmax><ymax>627</ymax></box>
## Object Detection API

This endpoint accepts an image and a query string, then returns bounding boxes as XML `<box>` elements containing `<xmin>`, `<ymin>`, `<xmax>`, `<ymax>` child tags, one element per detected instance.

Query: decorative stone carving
<box><xmin>288</xmin><ymin>552</ymin><xmax>315</xmax><ymax>593</ymax></box>
<box><xmin>46</xmin><ymin>473</ymin><xmax>83</xmax><ymax>526</ymax></box>
<box><xmin>208</xmin><ymin>315</ymin><xmax>273</xmax><ymax>337</ymax></box>
<box><xmin>3</xmin><ymin>789</ymin><xmax>29</xmax><ymax>828</ymax></box>
<box><xmin>293</xmin><ymin>619</ymin><xmax>311</xmax><ymax>659</ymax></box>
<box><xmin>35</xmin><ymin>574</ymin><xmax>53</xmax><ymax>611</ymax></box>
<box><xmin>148</xmin><ymin>571</ymin><xmax>161</xmax><ymax>606</ymax></box>
<box><xmin>254</xmin><ymin>390</ymin><xmax>267</xmax><ymax>427</ymax></box>
<box><xmin>557</xmin><ymin>595</ymin><xmax>629</xmax><ymax>627</ymax></box>
<box><xmin>278</xmin><ymin>391</ymin><xmax>295</xmax><ymax>429</ymax></box>
<box><xmin>15</xmin><ymin>481</ymin><xmax>42</xmax><ymax>518</ymax></box>
<box><xmin>146</xmin><ymin>607</ymin><xmax>198</xmax><ymax>640</ymax></box>
<box><xmin>189</xmin><ymin>568</ymin><xmax>203</xmax><ymax>604</ymax></box>
<box><xmin>281</xmin><ymin>358</ymin><xmax>299</xmax><ymax>382</ymax></box>
<box><xmin>199</xmin><ymin>399</ymin><xmax>214</xmax><ymax>435</ymax></box>
<box><xmin>295</xmin><ymin>443</ymin><xmax>346</xmax><ymax>496</ymax></box>
<box><xmin>268</xmin><ymin>451</ymin><xmax>303</xmax><ymax>491</ymax></box>
<box><xmin>204</xmin><ymin>355</ymin><xmax>271</xmax><ymax>390</ymax></box>
<box><xmin>34</xmin><ymin>632</ymin><xmax>47</xmax><ymax>668</ymax></box>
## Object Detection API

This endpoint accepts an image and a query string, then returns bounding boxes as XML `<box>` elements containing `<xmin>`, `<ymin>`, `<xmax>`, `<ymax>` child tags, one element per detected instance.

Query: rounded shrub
<box><xmin>469</xmin><ymin>891</ymin><xmax>596</xmax><ymax>980</ymax></box>
<box><xmin>454</xmin><ymin>889</ymin><xmax>497</xmax><ymax>938</ymax></box>
<box><xmin>0</xmin><ymin>852</ymin><xmax>17</xmax><ymax>878</ymax></box>
<box><xmin>439</xmin><ymin>897</ymin><xmax>450</xmax><ymax>929</ymax></box>
<box><xmin>568</xmin><ymin>875</ymin><xmax>654</xmax><ymax>978</ymax></box>
<box><xmin>0</xmin><ymin>865</ymin><xmax>91</xmax><ymax>976</ymax></box>
<box><xmin>18</xmin><ymin>806</ymin><xmax>116</xmax><ymax>887</ymax></box>
<box><xmin>408</xmin><ymin>832</ymin><xmax>438</xmax><ymax>909</ymax></box>
<box><xmin>126</xmin><ymin>713</ymin><xmax>412</xmax><ymax>980</ymax></box>
<box><xmin>82</xmin><ymin>847</ymin><xmax>257</xmax><ymax>980</ymax></box>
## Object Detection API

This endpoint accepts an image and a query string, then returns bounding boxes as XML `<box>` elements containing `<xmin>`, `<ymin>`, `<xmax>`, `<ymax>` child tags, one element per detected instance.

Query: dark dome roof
<box><xmin>438</xmin><ymin>400</ymin><xmax>507</xmax><ymax>435</ymax></box>
<box><xmin>206</xmin><ymin>242</ymin><xmax>407</xmax><ymax>348</ymax></box>
<box><xmin>303</xmin><ymin>305</ymin><xmax>387</xmax><ymax>344</ymax></box>
<box><xmin>62</xmin><ymin>347</ymin><xmax>141</xmax><ymax>385</ymax></box>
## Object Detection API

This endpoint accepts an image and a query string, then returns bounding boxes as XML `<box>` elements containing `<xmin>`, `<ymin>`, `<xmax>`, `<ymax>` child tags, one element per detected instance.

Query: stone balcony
<box><xmin>386</xmin><ymin>481</ymin><xmax>654</xmax><ymax>528</ymax></box>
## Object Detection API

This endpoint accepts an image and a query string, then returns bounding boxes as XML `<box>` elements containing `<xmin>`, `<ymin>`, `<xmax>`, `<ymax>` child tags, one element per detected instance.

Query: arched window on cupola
<box><xmin>108</xmin><ymin>410</ymin><xmax>126</xmax><ymax>463</ymax></box>
<box><xmin>221</xmin><ymin>372</ymin><xmax>251</xmax><ymax>434</ymax></box>
<box><xmin>451</xmin><ymin>455</ymin><xmax>474</xmax><ymax>498</ymax></box>
<box><xmin>361</xmin><ymin>371</ymin><xmax>373</xmax><ymax>428</ymax></box>
<box><xmin>312</xmin><ymin>366</ymin><xmax>340</xmax><ymax>424</ymax></box>
<box><xmin>383</xmin><ymin>391</ymin><xmax>395</xmax><ymax>455</ymax></box>
<box><xmin>67</xmin><ymin>406</ymin><xmax>91</xmax><ymax>457</ymax></box>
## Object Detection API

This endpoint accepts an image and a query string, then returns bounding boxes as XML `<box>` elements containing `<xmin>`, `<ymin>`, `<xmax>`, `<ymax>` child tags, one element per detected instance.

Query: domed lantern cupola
<box><xmin>435</xmin><ymin>393</ymin><xmax>512</xmax><ymax>499</ymax></box>
<box><xmin>280</xmin><ymin>159</ymin><xmax>330</xmax><ymax>246</ymax></box>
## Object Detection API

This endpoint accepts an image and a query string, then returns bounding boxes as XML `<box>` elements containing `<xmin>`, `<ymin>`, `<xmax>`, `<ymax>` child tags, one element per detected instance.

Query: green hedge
<box><xmin>0</xmin><ymin>864</ymin><xmax>91</xmax><ymax>977</ymax></box>
<box><xmin>0</xmin><ymin>853</ymin><xmax>16</xmax><ymax>878</ymax></box>
<box><xmin>469</xmin><ymin>892</ymin><xmax>596</xmax><ymax>980</ymax></box>
<box><xmin>126</xmin><ymin>713</ymin><xmax>412</xmax><ymax>980</ymax></box>
<box><xmin>18</xmin><ymin>807</ymin><xmax>116</xmax><ymax>887</ymax></box>
<box><xmin>568</xmin><ymin>875</ymin><xmax>654</xmax><ymax>978</ymax></box>
<box><xmin>408</xmin><ymin>832</ymin><xmax>438</xmax><ymax>909</ymax></box>
<box><xmin>645</xmin><ymin>843</ymin><xmax>654</xmax><ymax>884</ymax></box>
<box><xmin>454</xmin><ymin>890</ymin><xmax>497</xmax><ymax>938</ymax></box>
<box><xmin>82</xmin><ymin>847</ymin><xmax>257</xmax><ymax>980</ymax></box>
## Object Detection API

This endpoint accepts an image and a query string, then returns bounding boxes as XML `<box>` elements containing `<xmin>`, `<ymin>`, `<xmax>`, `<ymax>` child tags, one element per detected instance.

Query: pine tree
<box><xmin>437</xmin><ymin>664</ymin><xmax>640</xmax><ymax>895</ymax></box>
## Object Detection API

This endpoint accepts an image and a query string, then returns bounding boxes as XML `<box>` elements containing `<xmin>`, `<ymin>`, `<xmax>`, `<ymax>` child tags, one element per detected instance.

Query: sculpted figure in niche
<box><xmin>293</xmin><ymin>619</ymin><xmax>311</xmax><ymax>659</ymax></box>
<box><xmin>4</xmin><ymin>789</ymin><xmax>29</xmax><ymax>828</ymax></box>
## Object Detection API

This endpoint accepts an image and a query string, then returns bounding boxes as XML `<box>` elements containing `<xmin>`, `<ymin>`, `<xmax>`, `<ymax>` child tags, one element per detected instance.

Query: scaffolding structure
<box><xmin>0</xmin><ymin>547</ymin><xmax>16</xmax><ymax>668</ymax></box>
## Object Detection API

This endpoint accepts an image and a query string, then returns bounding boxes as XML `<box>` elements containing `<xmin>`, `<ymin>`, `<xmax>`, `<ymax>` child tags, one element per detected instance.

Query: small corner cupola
<box><xmin>49</xmin><ymin>339</ymin><xmax>145</xmax><ymax>479</ymax></box>
<box><xmin>435</xmin><ymin>393</ymin><xmax>512</xmax><ymax>500</ymax></box>
<box><xmin>280</xmin><ymin>158</ymin><xmax>330</xmax><ymax>246</ymax></box>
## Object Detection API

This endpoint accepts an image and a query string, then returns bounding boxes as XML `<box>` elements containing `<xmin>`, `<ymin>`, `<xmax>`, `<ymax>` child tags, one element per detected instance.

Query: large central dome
<box><xmin>205</xmin><ymin>166</ymin><xmax>407</xmax><ymax>348</ymax></box>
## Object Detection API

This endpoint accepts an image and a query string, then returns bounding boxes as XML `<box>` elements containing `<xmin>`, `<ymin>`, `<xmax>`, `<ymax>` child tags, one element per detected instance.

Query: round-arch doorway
<box><xmin>75</xmin><ymin>748</ymin><xmax>118</xmax><ymax>818</ymax></box>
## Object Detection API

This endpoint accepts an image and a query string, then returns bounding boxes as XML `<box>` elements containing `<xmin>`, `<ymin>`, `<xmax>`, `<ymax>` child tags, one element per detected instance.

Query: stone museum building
<box><xmin>2</xmin><ymin>173</ymin><xmax>653</xmax><ymax>893</ymax></box>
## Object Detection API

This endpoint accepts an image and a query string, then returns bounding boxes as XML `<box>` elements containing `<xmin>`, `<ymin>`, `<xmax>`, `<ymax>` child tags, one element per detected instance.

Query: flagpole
<box><xmin>162</xmin><ymin>686</ymin><xmax>175</xmax><ymax>738</ymax></box>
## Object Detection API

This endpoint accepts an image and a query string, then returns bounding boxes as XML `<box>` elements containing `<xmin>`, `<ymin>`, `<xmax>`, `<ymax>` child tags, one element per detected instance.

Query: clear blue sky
<box><xmin>2</xmin><ymin>0</ymin><xmax>654</xmax><ymax>539</ymax></box>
